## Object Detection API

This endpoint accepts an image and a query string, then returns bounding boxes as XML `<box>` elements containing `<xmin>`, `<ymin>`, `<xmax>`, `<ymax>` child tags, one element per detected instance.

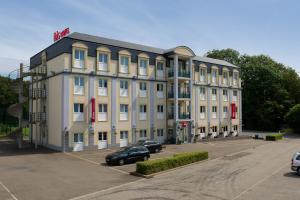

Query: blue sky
<box><xmin>0</xmin><ymin>0</ymin><xmax>300</xmax><ymax>75</ymax></box>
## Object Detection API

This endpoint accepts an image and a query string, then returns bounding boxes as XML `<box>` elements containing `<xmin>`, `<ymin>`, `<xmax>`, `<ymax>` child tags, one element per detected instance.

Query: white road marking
<box><xmin>0</xmin><ymin>181</ymin><xmax>18</xmax><ymax>200</ymax></box>
<box><xmin>64</xmin><ymin>153</ymin><xmax>100</xmax><ymax>165</ymax></box>
<box><xmin>231</xmin><ymin>162</ymin><xmax>289</xmax><ymax>200</ymax></box>
<box><xmin>64</xmin><ymin>152</ymin><xmax>130</xmax><ymax>175</ymax></box>
<box><xmin>68</xmin><ymin>178</ymin><xmax>144</xmax><ymax>200</ymax></box>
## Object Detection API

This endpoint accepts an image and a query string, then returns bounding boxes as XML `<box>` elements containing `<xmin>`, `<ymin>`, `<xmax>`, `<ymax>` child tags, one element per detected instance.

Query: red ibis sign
<box><xmin>91</xmin><ymin>97</ymin><xmax>95</xmax><ymax>123</ymax></box>
<box><xmin>180</xmin><ymin>121</ymin><xmax>188</xmax><ymax>127</ymax></box>
<box><xmin>231</xmin><ymin>103</ymin><xmax>236</xmax><ymax>119</ymax></box>
<box><xmin>53</xmin><ymin>28</ymin><xmax>70</xmax><ymax>42</ymax></box>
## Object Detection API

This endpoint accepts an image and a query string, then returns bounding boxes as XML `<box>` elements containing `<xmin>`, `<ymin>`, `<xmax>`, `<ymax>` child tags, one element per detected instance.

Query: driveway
<box><xmin>69</xmin><ymin>138</ymin><xmax>300</xmax><ymax>200</ymax></box>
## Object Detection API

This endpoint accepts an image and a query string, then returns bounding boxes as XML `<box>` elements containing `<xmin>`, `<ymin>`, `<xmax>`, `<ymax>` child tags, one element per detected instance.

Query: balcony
<box><xmin>178</xmin><ymin>92</ymin><xmax>190</xmax><ymax>98</ymax></box>
<box><xmin>179</xmin><ymin>113</ymin><xmax>190</xmax><ymax>120</ymax></box>
<box><xmin>168</xmin><ymin>70</ymin><xmax>190</xmax><ymax>78</ymax></box>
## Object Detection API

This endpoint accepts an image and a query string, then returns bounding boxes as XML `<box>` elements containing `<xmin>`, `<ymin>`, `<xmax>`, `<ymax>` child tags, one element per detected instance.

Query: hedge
<box><xmin>266</xmin><ymin>133</ymin><xmax>283</xmax><ymax>141</ymax></box>
<box><xmin>136</xmin><ymin>151</ymin><xmax>208</xmax><ymax>175</ymax></box>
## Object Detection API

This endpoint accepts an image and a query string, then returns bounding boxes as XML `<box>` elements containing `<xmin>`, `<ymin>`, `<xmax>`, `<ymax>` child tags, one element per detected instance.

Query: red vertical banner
<box><xmin>231</xmin><ymin>103</ymin><xmax>236</xmax><ymax>119</ymax></box>
<box><xmin>91</xmin><ymin>97</ymin><xmax>95</xmax><ymax>122</ymax></box>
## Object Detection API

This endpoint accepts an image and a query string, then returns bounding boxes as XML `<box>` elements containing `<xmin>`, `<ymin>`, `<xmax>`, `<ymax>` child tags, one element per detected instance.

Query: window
<box><xmin>223</xmin><ymin>106</ymin><xmax>228</xmax><ymax>118</ymax></box>
<box><xmin>74</xmin><ymin>77</ymin><xmax>84</xmax><ymax>95</ymax></box>
<box><xmin>98</xmin><ymin>104</ymin><xmax>107</xmax><ymax>121</ymax></box>
<box><xmin>233</xmin><ymin>90</ymin><xmax>238</xmax><ymax>102</ymax></box>
<box><xmin>74</xmin><ymin>133</ymin><xmax>84</xmax><ymax>143</ymax></box>
<box><xmin>139</xmin><ymin>105</ymin><xmax>147</xmax><ymax>120</ymax></box>
<box><xmin>223</xmin><ymin>126</ymin><xmax>228</xmax><ymax>132</ymax></box>
<box><xmin>74</xmin><ymin>49</ymin><xmax>85</xmax><ymax>68</ymax></box>
<box><xmin>223</xmin><ymin>71</ymin><xmax>228</xmax><ymax>85</ymax></box>
<box><xmin>73</xmin><ymin>103</ymin><xmax>84</xmax><ymax>121</ymax></box>
<box><xmin>157</xmin><ymin>61</ymin><xmax>164</xmax><ymax>77</ymax></box>
<box><xmin>157</xmin><ymin>84</ymin><xmax>164</xmax><ymax>98</ymax></box>
<box><xmin>223</xmin><ymin>90</ymin><xmax>228</xmax><ymax>101</ymax></box>
<box><xmin>139</xmin><ymin>59</ymin><xmax>148</xmax><ymax>75</ymax></box>
<box><xmin>98</xmin><ymin>53</ymin><xmax>108</xmax><ymax>71</ymax></box>
<box><xmin>200</xmin><ymin>106</ymin><xmax>205</xmax><ymax>119</ymax></box>
<box><xmin>98</xmin><ymin>132</ymin><xmax>107</xmax><ymax>141</ymax></box>
<box><xmin>157</xmin><ymin>105</ymin><xmax>164</xmax><ymax>119</ymax></box>
<box><xmin>157</xmin><ymin>129</ymin><xmax>164</xmax><ymax>137</ymax></box>
<box><xmin>120</xmin><ymin>80</ymin><xmax>128</xmax><ymax>97</ymax></box>
<box><xmin>98</xmin><ymin>79</ymin><xmax>107</xmax><ymax>96</ymax></box>
<box><xmin>212</xmin><ymin>106</ymin><xmax>217</xmax><ymax>119</ymax></box>
<box><xmin>120</xmin><ymin>56</ymin><xmax>129</xmax><ymax>73</ymax></box>
<box><xmin>212</xmin><ymin>89</ymin><xmax>217</xmax><ymax>101</ymax></box>
<box><xmin>120</xmin><ymin>131</ymin><xmax>128</xmax><ymax>139</ymax></box>
<box><xmin>212</xmin><ymin>69</ymin><xmax>217</xmax><ymax>83</ymax></box>
<box><xmin>233</xmin><ymin>72</ymin><xmax>238</xmax><ymax>86</ymax></box>
<box><xmin>200</xmin><ymin>87</ymin><xmax>206</xmax><ymax>100</ymax></box>
<box><xmin>139</xmin><ymin>130</ymin><xmax>147</xmax><ymax>138</ymax></box>
<box><xmin>212</xmin><ymin>126</ymin><xmax>217</xmax><ymax>133</ymax></box>
<box><xmin>139</xmin><ymin>82</ymin><xmax>147</xmax><ymax>97</ymax></box>
<box><xmin>200</xmin><ymin>68</ymin><xmax>206</xmax><ymax>82</ymax></box>
<box><xmin>233</xmin><ymin>125</ymin><xmax>238</xmax><ymax>131</ymax></box>
<box><xmin>199</xmin><ymin>127</ymin><xmax>206</xmax><ymax>133</ymax></box>
<box><xmin>120</xmin><ymin>104</ymin><xmax>128</xmax><ymax>120</ymax></box>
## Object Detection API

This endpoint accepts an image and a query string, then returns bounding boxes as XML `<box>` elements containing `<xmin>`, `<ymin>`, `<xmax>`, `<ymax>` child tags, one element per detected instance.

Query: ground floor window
<box><xmin>98</xmin><ymin>132</ymin><xmax>107</xmax><ymax>140</ymax></box>
<box><xmin>157</xmin><ymin>129</ymin><xmax>164</xmax><ymax>137</ymax></box>
<box><xmin>120</xmin><ymin>131</ymin><xmax>128</xmax><ymax>139</ymax></box>
<box><xmin>223</xmin><ymin>126</ymin><xmax>228</xmax><ymax>132</ymax></box>
<box><xmin>139</xmin><ymin>130</ymin><xmax>147</xmax><ymax>138</ymax></box>
<box><xmin>212</xmin><ymin>126</ymin><xmax>217</xmax><ymax>133</ymax></box>
<box><xmin>233</xmin><ymin>125</ymin><xmax>238</xmax><ymax>131</ymax></box>
<box><xmin>199</xmin><ymin>127</ymin><xmax>206</xmax><ymax>133</ymax></box>
<box><xmin>74</xmin><ymin>133</ymin><xmax>83</xmax><ymax>143</ymax></box>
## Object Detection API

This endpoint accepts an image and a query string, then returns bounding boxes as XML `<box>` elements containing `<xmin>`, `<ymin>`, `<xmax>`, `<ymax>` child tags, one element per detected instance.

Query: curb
<box><xmin>129</xmin><ymin>158</ymin><xmax>209</xmax><ymax>178</ymax></box>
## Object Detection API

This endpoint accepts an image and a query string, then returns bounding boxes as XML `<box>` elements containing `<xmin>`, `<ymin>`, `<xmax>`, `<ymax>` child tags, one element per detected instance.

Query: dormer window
<box><xmin>98</xmin><ymin>53</ymin><xmax>108</xmax><ymax>71</ymax></box>
<box><xmin>139</xmin><ymin>59</ymin><xmax>148</xmax><ymax>76</ymax></box>
<box><xmin>74</xmin><ymin>49</ymin><xmax>85</xmax><ymax>68</ymax></box>
<box><xmin>223</xmin><ymin>71</ymin><xmax>228</xmax><ymax>85</ymax></box>
<box><xmin>120</xmin><ymin>56</ymin><xmax>129</xmax><ymax>73</ymax></box>
<box><xmin>200</xmin><ymin>68</ymin><xmax>206</xmax><ymax>82</ymax></box>
<box><xmin>233</xmin><ymin>72</ymin><xmax>238</xmax><ymax>86</ymax></box>
<box><xmin>212</xmin><ymin>69</ymin><xmax>217</xmax><ymax>83</ymax></box>
<box><xmin>157</xmin><ymin>61</ymin><xmax>164</xmax><ymax>77</ymax></box>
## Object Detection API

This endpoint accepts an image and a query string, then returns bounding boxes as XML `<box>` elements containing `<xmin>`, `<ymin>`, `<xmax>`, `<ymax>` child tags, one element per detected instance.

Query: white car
<box><xmin>291</xmin><ymin>152</ymin><xmax>300</xmax><ymax>175</ymax></box>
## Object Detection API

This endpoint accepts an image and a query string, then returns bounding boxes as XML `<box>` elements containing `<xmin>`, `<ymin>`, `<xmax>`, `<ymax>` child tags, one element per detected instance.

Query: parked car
<box><xmin>291</xmin><ymin>152</ymin><xmax>300</xmax><ymax>175</ymax></box>
<box><xmin>136</xmin><ymin>140</ymin><xmax>163</xmax><ymax>153</ymax></box>
<box><xmin>105</xmin><ymin>145</ymin><xmax>150</xmax><ymax>165</ymax></box>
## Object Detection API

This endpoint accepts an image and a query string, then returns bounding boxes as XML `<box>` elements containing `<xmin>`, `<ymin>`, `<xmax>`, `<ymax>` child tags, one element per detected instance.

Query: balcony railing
<box><xmin>168</xmin><ymin>92</ymin><xmax>190</xmax><ymax>99</ymax></box>
<box><xmin>179</xmin><ymin>113</ymin><xmax>190</xmax><ymax>119</ymax></box>
<box><xmin>168</xmin><ymin>113</ymin><xmax>190</xmax><ymax>119</ymax></box>
<box><xmin>168</xmin><ymin>70</ymin><xmax>190</xmax><ymax>78</ymax></box>
<box><xmin>178</xmin><ymin>92</ymin><xmax>190</xmax><ymax>98</ymax></box>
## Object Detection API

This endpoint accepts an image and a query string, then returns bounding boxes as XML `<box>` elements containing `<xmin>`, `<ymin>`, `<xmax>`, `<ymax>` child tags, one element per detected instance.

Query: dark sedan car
<box><xmin>136</xmin><ymin>140</ymin><xmax>163</xmax><ymax>153</ymax></box>
<box><xmin>105</xmin><ymin>145</ymin><xmax>150</xmax><ymax>165</ymax></box>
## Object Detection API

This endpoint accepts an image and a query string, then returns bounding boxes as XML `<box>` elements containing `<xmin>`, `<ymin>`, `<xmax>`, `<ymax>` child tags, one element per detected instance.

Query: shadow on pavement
<box><xmin>0</xmin><ymin>138</ymin><xmax>57</xmax><ymax>157</ymax></box>
<box><xmin>283</xmin><ymin>172</ymin><xmax>300</xmax><ymax>178</ymax></box>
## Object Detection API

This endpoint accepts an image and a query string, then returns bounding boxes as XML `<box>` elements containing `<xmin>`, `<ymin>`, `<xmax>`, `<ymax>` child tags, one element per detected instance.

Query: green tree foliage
<box><xmin>206</xmin><ymin>49</ymin><xmax>300</xmax><ymax>131</ymax></box>
<box><xmin>0</xmin><ymin>75</ymin><xmax>29</xmax><ymax>126</ymax></box>
<box><xmin>285</xmin><ymin>104</ymin><xmax>300</xmax><ymax>133</ymax></box>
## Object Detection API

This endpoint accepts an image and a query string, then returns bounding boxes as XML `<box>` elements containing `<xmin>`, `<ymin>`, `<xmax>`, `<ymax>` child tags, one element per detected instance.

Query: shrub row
<box><xmin>266</xmin><ymin>133</ymin><xmax>283</xmax><ymax>141</ymax></box>
<box><xmin>136</xmin><ymin>151</ymin><xmax>208</xmax><ymax>175</ymax></box>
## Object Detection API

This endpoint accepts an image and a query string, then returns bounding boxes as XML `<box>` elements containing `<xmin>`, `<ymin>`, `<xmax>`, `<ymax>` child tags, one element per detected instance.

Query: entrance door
<box><xmin>98</xmin><ymin>132</ymin><xmax>107</xmax><ymax>149</ymax></box>
<box><xmin>120</xmin><ymin>131</ymin><xmax>128</xmax><ymax>147</ymax></box>
<box><xmin>73</xmin><ymin>133</ymin><xmax>84</xmax><ymax>152</ymax></box>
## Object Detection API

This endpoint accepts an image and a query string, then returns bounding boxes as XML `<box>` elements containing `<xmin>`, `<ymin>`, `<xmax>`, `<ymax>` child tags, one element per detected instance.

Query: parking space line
<box><xmin>231</xmin><ymin>162</ymin><xmax>289</xmax><ymax>200</ymax></box>
<box><xmin>64</xmin><ymin>153</ymin><xmax>100</xmax><ymax>165</ymax></box>
<box><xmin>68</xmin><ymin>178</ymin><xmax>144</xmax><ymax>200</ymax></box>
<box><xmin>0</xmin><ymin>181</ymin><xmax>18</xmax><ymax>200</ymax></box>
<box><xmin>64</xmin><ymin>152</ymin><xmax>130</xmax><ymax>175</ymax></box>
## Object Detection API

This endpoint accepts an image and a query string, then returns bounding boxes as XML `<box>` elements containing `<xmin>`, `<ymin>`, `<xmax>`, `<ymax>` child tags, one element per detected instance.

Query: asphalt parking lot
<box><xmin>0</xmin><ymin>137</ymin><xmax>292</xmax><ymax>200</ymax></box>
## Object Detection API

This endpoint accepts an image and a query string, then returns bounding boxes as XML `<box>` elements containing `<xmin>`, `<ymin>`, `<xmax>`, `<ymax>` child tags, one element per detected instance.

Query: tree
<box><xmin>206</xmin><ymin>49</ymin><xmax>300</xmax><ymax>131</ymax></box>
<box><xmin>285</xmin><ymin>104</ymin><xmax>300</xmax><ymax>133</ymax></box>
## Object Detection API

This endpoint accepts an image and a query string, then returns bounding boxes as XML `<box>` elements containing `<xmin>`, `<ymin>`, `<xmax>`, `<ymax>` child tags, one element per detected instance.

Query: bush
<box><xmin>285</xmin><ymin>104</ymin><xmax>300</xmax><ymax>133</ymax></box>
<box><xmin>265</xmin><ymin>133</ymin><xmax>283</xmax><ymax>141</ymax></box>
<box><xmin>136</xmin><ymin>151</ymin><xmax>208</xmax><ymax>175</ymax></box>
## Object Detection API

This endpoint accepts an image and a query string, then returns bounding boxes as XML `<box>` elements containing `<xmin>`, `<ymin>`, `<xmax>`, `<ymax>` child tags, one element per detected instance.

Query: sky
<box><xmin>0</xmin><ymin>0</ymin><xmax>300</xmax><ymax>75</ymax></box>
